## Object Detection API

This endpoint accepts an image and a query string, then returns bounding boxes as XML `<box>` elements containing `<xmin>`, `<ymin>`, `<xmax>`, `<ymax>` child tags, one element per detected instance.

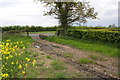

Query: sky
<box><xmin>0</xmin><ymin>0</ymin><xmax>119</xmax><ymax>27</ymax></box>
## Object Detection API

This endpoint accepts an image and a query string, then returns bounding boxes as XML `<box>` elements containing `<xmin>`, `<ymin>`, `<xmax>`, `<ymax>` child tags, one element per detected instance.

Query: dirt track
<box><xmin>29</xmin><ymin>33</ymin><xmax>119</xmax><ymax>79</ymax></box>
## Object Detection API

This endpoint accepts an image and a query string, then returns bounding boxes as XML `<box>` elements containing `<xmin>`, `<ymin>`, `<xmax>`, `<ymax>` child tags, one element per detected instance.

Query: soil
<box><xmin>29</xmin><ymin>33</ymin><xmax>119</xmax><ymax>79</ymax></box>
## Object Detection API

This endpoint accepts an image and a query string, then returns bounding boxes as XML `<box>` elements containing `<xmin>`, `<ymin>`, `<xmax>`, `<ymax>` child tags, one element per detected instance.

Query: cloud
<box><xmin>0</xmin><ymin>0</ymin><xmax>58</xmax><ymax>27</ymax></box>
<box><xmin>0</xmin><ymin>0</ymin><xmax>25</xmax><ymax>8</ymax></box>
<box><xmin>86</xmin><ymin>0</ymin><xmax>118</xmax><ymax>26</ymax></box>
<box><xmin>0</xmin><ymin>0</ymin><xmax>118</xmax><ymax>27</ymax></box>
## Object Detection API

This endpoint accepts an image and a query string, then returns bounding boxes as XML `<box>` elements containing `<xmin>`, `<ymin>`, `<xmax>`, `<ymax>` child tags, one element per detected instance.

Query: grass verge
<box><xmin>2</xmin><ymin>33</ymin><xmax>34</xmax><ymax>78</ymax></box>
<box><xmin>2</xmin><ymin>34</ymin><xmax>34</xmax><ymax>47</ymax></box>
<box><xmin>44</xmin><ymin>36</ymin><xmax>119</xmax><ymax>57</ymax></box>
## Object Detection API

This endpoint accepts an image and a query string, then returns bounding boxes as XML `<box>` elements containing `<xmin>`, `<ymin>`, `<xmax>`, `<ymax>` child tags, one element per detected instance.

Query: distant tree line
<box><xmin>1</xmin><ymin>25</ymin><xmax>57</xmax><ymax>32</ymax></box>
<box><xmin>1</xmin><ymin>25</ymin><xmax>119</xmax><ymax>32</ymax></box>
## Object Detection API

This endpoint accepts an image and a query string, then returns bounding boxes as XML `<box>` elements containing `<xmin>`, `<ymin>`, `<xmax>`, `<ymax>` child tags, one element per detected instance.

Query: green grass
<box><xmin>39</xmin><ymin>67</ymin><xmax>55</xmax><ymax>78</ymax></box>
<box><xmin>44</xmin><ymin>36</ymin><xmax>119</xmax><ymax>57</ymax></box>
<box><xmin>89</xmin><ymin>55</ymin><xmax>98</xmax><ymax>60</ymax></box>
<box><xmin>26</xmin><ymin>66</ymin><xmax>39</xmax><ymax>78</ymax></box>
<box><xmin>75</xmin><ymin>72</ymin><xmax>85</xmax><ymax>78</ymax></box>
<box><xmin>51</xmin><ymin>60</ymin><xmax>66</xmax><ymax>70</ymax></box>
<box><xmin>89</xmin><ymin>55</ymin><xmax>105</xmax><ymax>61</ymax></box>
<box><xmin>2</xmin><ymin>33</ymin><xmax>35</xmax><ymax>78</ymax></box>
<box><xmin>2</xmin><ymin>33</ymin><xmax>34</xmax><ymax>47</ymax></box>
<box><xmin>63</xmin><ymin>52</ymin><xmax>73</xmax><ymax>58</ymax></box>
<box><xmin>32</xmin><ymin>53</ymin><xmax>39</xmax><ymax>57</ymax></box>
<box><xmin>0</xmin><ymin>64</ymin><xmax>1</xmax><ymax>79</ymax></box>
<box><xmin>0</xmin><ymin>50</ymin><xmax>1</xmax><ymax>79</ymax></box>
<box><xmin>78</xmin><ymin>58</ymin><xmax>96</xmax><ymax>64</ymax></box>
<box><xmin>54</xmin><ymin>72</ymin><xmax>68</xmax><ymax>78</ymax></box>
<box><xmin>46</xmin><ymin>55</ymin><xmax>52</xmax><ymax>59</ymax></box>
<box><xmin>36</xmin><ymin>62</ymin><xmax>45</xmax><ymax>66</ymax></box>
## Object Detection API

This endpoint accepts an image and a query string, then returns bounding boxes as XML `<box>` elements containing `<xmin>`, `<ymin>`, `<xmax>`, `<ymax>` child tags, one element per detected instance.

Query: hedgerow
<box><xmin>59</xmin><ymin>30</ymin><xmax>120</xmax><ymax>43</ymax></box>
<box><xmin>2</xmin><ymin>26</ymin><xmax>57</xmax><ymax>32</ymax></box>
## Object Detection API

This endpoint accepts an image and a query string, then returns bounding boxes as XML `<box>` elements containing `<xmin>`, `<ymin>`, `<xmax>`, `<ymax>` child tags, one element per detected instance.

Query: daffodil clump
<box><xmin>1</xmin><ymin>39</ymin><xmax>36</xmax><ymax>78</ymax></box>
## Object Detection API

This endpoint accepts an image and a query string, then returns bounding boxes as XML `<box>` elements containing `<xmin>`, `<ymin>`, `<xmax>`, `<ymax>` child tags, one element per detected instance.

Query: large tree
<box><xmin>37</xmin><ymin>0</ymin><xmax>98</xmax><ymax>30</ymax></box>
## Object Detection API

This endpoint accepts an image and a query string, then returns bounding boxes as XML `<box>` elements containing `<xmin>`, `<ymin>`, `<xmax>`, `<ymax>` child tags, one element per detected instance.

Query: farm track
<box><xmin>30</xmin><ymin>33</ymin><xmax>119</xmax><ymax>79</ymax></box>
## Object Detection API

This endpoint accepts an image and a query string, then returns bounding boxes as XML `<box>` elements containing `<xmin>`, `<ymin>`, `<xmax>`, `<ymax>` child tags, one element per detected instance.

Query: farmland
<box><xmin>0</xmin><ymin>0</ymin><xmax>119</xmax><ymax>79</ymax></box>
<box><xmin>0</xmin><ymin>26</ymin><xmax>120</xmax><ymax>79</ymax></box>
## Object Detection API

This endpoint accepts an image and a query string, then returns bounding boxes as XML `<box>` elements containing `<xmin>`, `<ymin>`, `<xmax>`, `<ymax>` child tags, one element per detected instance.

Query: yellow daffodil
<box><xmin>21</xmin><ymin>71</ymin><xmax>25</xmax><ymax>74</ymax></box>
<box><xmin>2</xmin><ymin>40</ymin><xmax>33</xmax><ymax>78</ymax></box>
<box><xmin>9</xmin><ymin>55</ymin><xmax>13</xmax><ymax>58</ymax></box>
<box><xmin>5</xmin><ymin>57</ymin><xmax>9</xmax><ymax>60</ymax></box>
<box><xmin>11</xmin><ymin>62</ymin><xmax>14</xmax><ymax>65</ymax></box>
<box><xmin>6</xmin><ymin>43</ymin><xmax>9</xmax><ymax>46</ymax></box>
<box><xmin>18</xmin><ymin>65</ymin><xmax>22</xmax><ymax>69</ymax></box>
<box><xmin>2</xmin><ymin>73</ymin><xmax>9</xmax><ymax>78</ymax></box>
<box><xmin>2</xmin><ymin>65</ymin><xmax>5</xmax><ymax>68</ymax></box>
<box><xmin>22</xmin><ymin>47</ymin><xmax>25</xmax><ymax>49</ymax></box>
<box><xmin>25</xmin><ymin>64</ymin><xmax>28</xmax><ymax>67</ymax></box>
<box><xmin>25</xmin><ymin>57</ymin><xmax>30</xmax><ymax>61</ymax></box>
<box><xmin>16</xmin><ymin>61</ymin><xmax>18</xmax><ymax>64</ymax></box>
<box><xmin>32</xmin><ymin>60</ymin><xmax>36</xmax><ymax>66</ymax></box>
<box><xmin>6</xmin><ymin>39</ymin><xmax>10</xmax><ymax>42</ymax></box>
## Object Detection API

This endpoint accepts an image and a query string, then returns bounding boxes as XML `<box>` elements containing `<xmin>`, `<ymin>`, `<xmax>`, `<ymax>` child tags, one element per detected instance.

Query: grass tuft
<box><xmin>36</xmin><ymin>62</ymin><xmax>45</xmax><ymax>66</ymax></box>
<box><xmin>46</xmin><ymin>55</ymin><xmax>52</xmax><ymax>59</ymax></box>
<box><xmin>89</xmin><ymin>55</ymin><xmax>105</xmax><ymax>61</ymax></box>
<box><xmin>63</xmin><ymin>52</ymin><xmax>73</xmax><ymax>58</ymax></box>
<box><xmin>51</xmin><ymin>60</ymin><xmax>66</xmax><ymax>70</ymax></box>
<box><xmin>32</xmin><ymin>53</ymin><xmax>39</xmax><ymax>57</ymax></box>
<box><xmin>78</xmin><ymin>58</ymin><xmax>96</xmax><ymax>64</ymax></box>
<box><xmin>54</xmin><ymin>72</ymin><xmax>67</xmax><ymax>78</ymax></box>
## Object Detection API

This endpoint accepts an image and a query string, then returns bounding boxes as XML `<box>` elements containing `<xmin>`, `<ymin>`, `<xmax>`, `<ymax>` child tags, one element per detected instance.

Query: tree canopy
<box><xmin>37</xmin><ymin>0</ymin><xmax>98</xmax><ymax>29</ymax></box>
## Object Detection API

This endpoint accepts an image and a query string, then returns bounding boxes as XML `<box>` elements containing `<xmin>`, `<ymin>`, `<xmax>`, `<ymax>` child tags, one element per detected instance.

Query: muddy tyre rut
<box><xmin>30</xmin><ymin>34</ymin><xmax>119</xmax><ymax>79</ymax></box>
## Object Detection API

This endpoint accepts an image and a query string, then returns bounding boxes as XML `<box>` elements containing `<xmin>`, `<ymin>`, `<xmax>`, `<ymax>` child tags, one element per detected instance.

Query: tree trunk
<box><xmin>26</xmin><ymin>30</ymin><xmax>29</xmax><ymax>36</ymax></box>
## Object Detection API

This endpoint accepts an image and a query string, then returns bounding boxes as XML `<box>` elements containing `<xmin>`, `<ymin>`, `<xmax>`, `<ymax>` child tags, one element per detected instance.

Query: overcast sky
<box><xmin>0</xmin><ymin>0</ymin><xmax>119</xmax><ymax>27</ymax></box>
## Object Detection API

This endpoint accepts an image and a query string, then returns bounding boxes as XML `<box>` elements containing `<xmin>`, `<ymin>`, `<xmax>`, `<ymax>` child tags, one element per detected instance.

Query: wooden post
<box><xmin>26</xmin><ymin>30</ymin><xmax>29</xmax><ymax>36</ymax></box>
